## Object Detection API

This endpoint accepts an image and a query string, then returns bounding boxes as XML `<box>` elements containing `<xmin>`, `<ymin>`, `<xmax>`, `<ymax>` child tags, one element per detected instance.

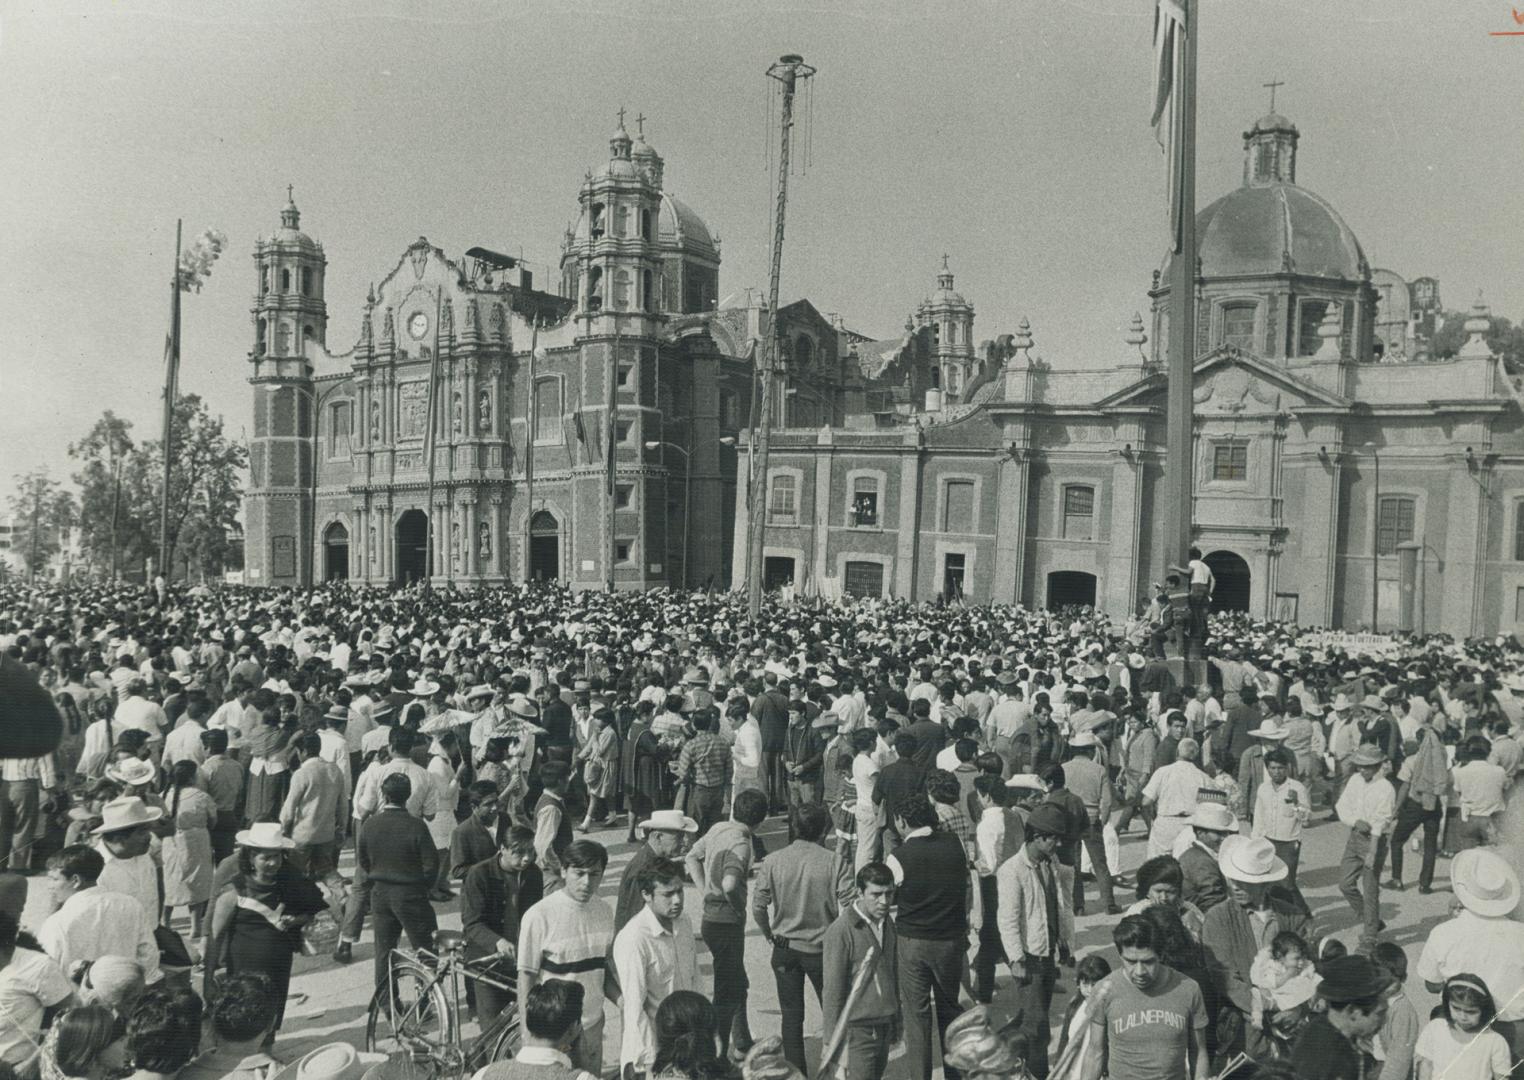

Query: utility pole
<box><xmin>109</xmin><ymin>431</ymin><xmax>123</xmax><ymax>581</ymax></box>
<box><xmin>159</xmin><ymin>219</ymin><xmax>182</xmax><ymax>582</ymax></box>
<box><xmin>1163</xmin><ymin>4</ymin><xmax>1198</xmax><ymax>574</ymax></box>
<box><xmin>746</xmin><ymin>53</ymin><xmax>816</xmax><ymax>622</ymax></box>
<box><xmin>29</xmin><ymin>482</ymin><xmax>41</xmax><ymax>582</ymax></box>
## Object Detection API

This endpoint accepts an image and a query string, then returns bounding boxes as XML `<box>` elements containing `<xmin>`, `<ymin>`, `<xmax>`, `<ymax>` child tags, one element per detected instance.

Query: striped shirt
<box><xmin>0</xmin><ymin>755</ymin><xmax>57</xmax><ymax>787</ymax></box>
<box><xmin>518</xmin><ymin>889</ymin><xmax>615</xmax><ymax>1026</ymax></box>
<box><xmin>676</xmin><ymin>732</ymin><xmax>730</xmax><ymax>788</ymax></box>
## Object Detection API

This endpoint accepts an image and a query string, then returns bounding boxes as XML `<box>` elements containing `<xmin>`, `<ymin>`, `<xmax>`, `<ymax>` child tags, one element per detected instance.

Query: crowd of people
<box><xmin>0</xmin><ymin>577</ymin><xmax>1522</xmax><ymax>1080</ymax></box>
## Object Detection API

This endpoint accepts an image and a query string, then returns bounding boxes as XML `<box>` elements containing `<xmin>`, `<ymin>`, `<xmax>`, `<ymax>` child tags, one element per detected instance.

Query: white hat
<box><xmin>1188</xmin><ymin>803</ymin><xmax>1238</xmax><ymax>833</ymax></box>
<box><xmin>92</xmin><ymin>796</ymin><xmax>165</xmax><ymax>836</ymax></box>
<box><xmin>1067</xmin><ymin>731</ymin><xmax>1100</xmax><ymax>749</ymax></box>
<box><xmin>1247</xmin><ymin>719</ymin><xmax>1289</xmax><ymax>740</ymax></box>
<box><xmin>105</xmin><ymin>758</ymin><xmax>158</xmax><ymax>787</ymax></box>
<box><xmin>295</xmin><ymin>1042</ymin><xmax>390</xmax><ymax>1080</ymax></box>
<box><xmin>235</xmin><ymin>822</ymin><xmax>297</xmax><ymax>850</ymax></box>
<box><xmin>1332</xmin><ymin>693</ymin><xmax>1354</xmax><ymax>712</ymax></box>
<box><xmin>409</xmin><ymin>679</ymin><xmax>440</xmax><ymax>697</ymax></box>
<box><xmin>1217</xmin><ymin>834</ymin><xmax>1287</xmax><ymax>883</ymax></box>
<box><xmin>638</xmin><ymin>809</ymin><xmax>699</xmax><ymax>834</ymax></box>
<box><xmin>1451</xmin><ymin>848</ymin><xmax>1521</xmax><ymax>918</ymax></box>
<box><xmin>1004</xmin><ymin>773</ymin><xmax>1047</xmax><ymax>793</ymax></box>
<box><xmin>465</xmin><ymin>684</ymin><xmax>494</xmax><ymax>701</ymax></box>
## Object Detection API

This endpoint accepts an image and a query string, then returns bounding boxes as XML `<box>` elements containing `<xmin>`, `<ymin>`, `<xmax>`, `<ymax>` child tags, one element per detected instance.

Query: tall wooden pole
<box><xmin>423</xmin><ymin>292</ymin><xmax>443</xmax><ymax>586</ymax></box>
<box><xmin>747</xmin><ymin>54</ymin><xmax>815</xmax><ymax>621</ymax></box>
<box><xmin>1164</xmin><ymin>8</ymin><xmax>1198</xmax><ymax>569</ymax></box>
<box><xmin>524</xmin><ymin>315</ymin><xmax>539</xmax><ymax>581</ymax></box>
<box><xmin>607</xmin><ymin>318</ymin><xmax>620</xmax><ymax>592</ymax></box>
<box><xmin>159</xmin><ymin>219</ymin><xmax>182</xmax><ymax>582</ymax></box>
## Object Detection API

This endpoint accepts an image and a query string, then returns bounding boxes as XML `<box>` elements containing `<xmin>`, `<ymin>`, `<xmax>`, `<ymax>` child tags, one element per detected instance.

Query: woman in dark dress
<box><xmin>205</xmin><ymin>823</ymin><xmax>327</xmax><ymax>1044</ymax></box>
<box><xmin>621</xmin><ymin>701</ymin><xmax>664</xmax><ymax>843</ymax></box>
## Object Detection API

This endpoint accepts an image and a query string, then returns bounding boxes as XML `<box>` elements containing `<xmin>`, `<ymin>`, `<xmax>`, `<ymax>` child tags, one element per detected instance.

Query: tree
<box><xmin>69</xmin><ymin>412</ymin><xmax>151</xmax><ymax>579</ymax></box>
<box><xmin>1430</xmin><ymin>308</ymin><xmax>1524</xmax><ymax>365</ymax></box>
<box><xmin>6</xmin><ymin>469</ymin><xmax>77</xmax><ymax>579</ymax></box>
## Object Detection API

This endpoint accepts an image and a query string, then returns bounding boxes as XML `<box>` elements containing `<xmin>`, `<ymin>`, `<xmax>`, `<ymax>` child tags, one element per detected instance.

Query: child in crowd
<box><xmin>1055</xmin><ymin>955</ymin><xmax>1113</xmax><ymax>1062</ymax></box>
<box><xmin>1373</xmin><ymin>941</ymin><xmax>1421</xmax><ymax>1080</ymax></box>
<box><xmin>1413</xmin><ymin>974</ymin><xmax>1511</xmax><ymax>1080</ymax></box>
<box><xmin>1250</xmin><ymin>931</ymin><xmax>1311</xmax><ymax>1027</ymax></box>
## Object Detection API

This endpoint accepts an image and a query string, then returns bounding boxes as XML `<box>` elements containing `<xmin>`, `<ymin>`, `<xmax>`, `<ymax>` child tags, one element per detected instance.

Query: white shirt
<box><xmin>1416</xmin><ymin>910</ymin><xmax>1524</xmax><ymax>1021</ymax></box>
<box><xmin>330</xmin><ymin>641</ymin><xmax>352</xmax><ymax>673</ymax></box>
<box><xmin>1336</xmin><ymin>772</ymin><xmax>1397</xmax><ymax>839</ymax></box>
<box><xmin>162</xmin><ymin>719</ymin><xmax>207</xmax><ymax>767</ymax></box>
<box><xmin>112</xmin><ymin>696</ymin><xmax>166</xmax><ymax>740</ymax></box>
<box><xmin>352</xmin><ymin>758</ymin><xmax>440</xmax><ymax>820</ymax></box>
<box><xmin>0</xmin><ymin>947</ymin><xmax>73</xmax><ymax>1071</ymax></box>
<box><xmin>1142</xmin><ymin>760</ymin><xmax>1210</xmax><ymax>817</ymax></box>
<box><xmin>1252</xmin><ymin>777</ymin><xmax>1311</xmax><ymax>842</ymax></box>
<box><xmin>732</xmin><ymin>719</ymin><xmax>762</xmax><ymax>770</ymax></box>
<box><xmin>934</xmin><ymin>744</ymin><xmax>961</xmax><ymax>772</ymax></box>
<box><xmin>207</xmin><ymin>699</ymin><xmax>247</xmax><ymax>749</ymax></box>
<box><xmin>38</xmin><ymin>888</ymin><xmax>160</xmax><ymax>982</ymax></box>
<box><xmin>96</xmin><ymin>846</ymin><xmax>159</xmax><ymax>924</ymax></box>
<box><xmin>975</xmin><ymin>805</ymin><xmax>1008</xmax><ymax>877</ymax></box>
<box><xmin>612</xmin><ymin>905</ymin><xmax>701</xmax><ymax>1070</ymax></box>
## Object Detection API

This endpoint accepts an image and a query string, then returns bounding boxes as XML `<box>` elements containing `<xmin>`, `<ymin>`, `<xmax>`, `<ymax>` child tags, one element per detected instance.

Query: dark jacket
<box><xmin>784</xmin><ymin>722</ymin><xmax>826</xmax><ymax>781</ymax></box>
<box><xmin>460</xmin><ymin>855</ymin><xmax>544</xmax><ymax>961</ymax></box>
<box><xmin>358</xmin><ymin>805</ymin><xmax>438</xmax><ymax>886</ymax></box>
<box><xmin>449</xmin><ymin>816</ymin><xmax>501</xmax><ymax>879</ymax></box>
<box><xmin>873</xmin><ymin>759</ymin><xmax>925</xmax><ymax>810</ymax></box>
<box><xmin>1179</xmin><ymin>841</ymin><xmax>1229</xmax><ymax>914</ymax></box>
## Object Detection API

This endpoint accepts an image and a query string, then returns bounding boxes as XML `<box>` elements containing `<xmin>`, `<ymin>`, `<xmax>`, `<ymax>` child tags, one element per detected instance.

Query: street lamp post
<box><xmin>645</xmin><ymin>435</ymin><xmax>735</xmax><ymax>590</ymax></box>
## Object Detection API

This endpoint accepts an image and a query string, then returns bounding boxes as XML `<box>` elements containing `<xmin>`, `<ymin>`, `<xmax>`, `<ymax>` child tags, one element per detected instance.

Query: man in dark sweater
<box><xmin>358</xmin><ymin>772</ymin><xmax>439</xmax><ymax>992</ymax></box>
<box><xmin>904</xmin><ymin>699</ymin><xmax>946</xmax><ymax>771</ymax></box>
<box><xmin>752</xmin><ymin>673</ymin><xmax>792</xmax><ymax>813</ymax></box>
<box><xmin>885</xmin><ymin>794</ymin><xmax>968</xmax><ymax>1080</ymax></box>
<box><xmin>461</xmin><ymin>825</ymin><xmax>544</xmax><ymax>1025</ymax></box>
<box><xmin>873</xmin><ymin>732</ymin><xmax>926</xmax><ymax>856</ymax></box>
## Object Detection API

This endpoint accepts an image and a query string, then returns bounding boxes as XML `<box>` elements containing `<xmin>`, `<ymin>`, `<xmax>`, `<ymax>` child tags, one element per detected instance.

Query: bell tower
<box><xmin>915</xmin><ymin>257</ymin><xmax>976</xmax><ymax>402</ymax></box>
<box><xmin>247</xmin><ymin>188</ymin><xmax>327</xmax><ymax>586</ymax></box>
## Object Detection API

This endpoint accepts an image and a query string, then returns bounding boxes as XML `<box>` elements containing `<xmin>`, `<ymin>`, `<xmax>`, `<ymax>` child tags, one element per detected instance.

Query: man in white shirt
<box><xmin>207</xmin><ymin>682</ymin><xmax>253</xmax><ymax>751</ymax></box>
<box><xmin>352</xmin><ymin>729</ymin><xmax>439</xmax><ymax>822</ymax></box>
<box><xmin>1336</xmin><ymin>745</ymin><xmax>1396</xmax><ymax>952</ymax></box>
<box><xmin>1183</xmin><ymin>685</ymin><xmax>1223</xmax><ymax>739</ymax></box>
<box><xmin>112</xmin><ymin>679</ymin><xmax>166</xmax><ymax>745</ymax></box>
<box><xmin>161</xmin><ymin>699</ymin><xmax>209</xmax><ymax>768</ymax></box>
<box><xmin>0</xmin><ymin>907</ymin><xmax>75</xmax><ymax>1075</ymax></box>
<box><xmin>1251</xmin><ymin>747</ymin><xmax>1311</xmax><ymax>887</ymax></box>
<box><xmin>38</xmin><ymin>844</ymin><xmax>160</xmax><ymax>982</ymax></box>
<box><xmin>612</xmin><ymin>857</ymin><xmax>700</xmax><ymax>1076</ymax></box>
<box><xmin>1141</xmin><ymin>739</ymin><xmax>1211</xmax><ymax>859</ymax></box>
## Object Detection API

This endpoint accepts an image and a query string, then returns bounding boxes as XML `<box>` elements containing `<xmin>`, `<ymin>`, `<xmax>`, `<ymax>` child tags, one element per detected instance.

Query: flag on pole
<box><xmin>1151</xmin><ymin>0</ymin><xmax>1189</xmax><ymax>252</ymax></box>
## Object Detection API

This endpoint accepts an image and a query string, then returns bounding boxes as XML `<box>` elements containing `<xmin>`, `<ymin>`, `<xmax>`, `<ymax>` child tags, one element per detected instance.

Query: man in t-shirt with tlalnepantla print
<box><xmin>1081</xmin><ymin>915</ymin><xmax>1209</xmax><ymax>1080</ymax></box>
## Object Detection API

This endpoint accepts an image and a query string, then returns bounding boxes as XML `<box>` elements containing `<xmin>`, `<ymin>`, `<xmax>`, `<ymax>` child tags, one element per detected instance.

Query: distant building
<box><xmin>737</xmin><ymin>109</ymin><xmax>1521</xmax><ymax>638</ymax></box>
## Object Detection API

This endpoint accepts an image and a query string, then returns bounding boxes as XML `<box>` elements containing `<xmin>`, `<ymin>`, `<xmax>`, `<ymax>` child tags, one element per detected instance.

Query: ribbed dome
<box><xmin>1168</xmin><ymin>182</ymin><xmax>1365</xmax><ymax>281</ymax></box>
<box><xmin>1250</xmin><ymin>111</ymin><xmax>1296</xmax><ymax>133</ymax></box>
<box><xmin>658</xmin><ymin>193</ymin><xmax>716</xmax><ymax>255</ymax></box>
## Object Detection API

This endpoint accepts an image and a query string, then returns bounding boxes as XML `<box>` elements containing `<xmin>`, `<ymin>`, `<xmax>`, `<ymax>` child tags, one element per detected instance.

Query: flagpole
<box><xmin>424</xmin><ymin>292</ymin><xmax>443</xmax><ymax>587</ymax></box>
<box><xmin>1165</xmin><ymin>0</ymin><xmax>1198</xmax><ymax>571</ymax></box>
<box><xmin>158</xmin><ymin>219</ymin><xmax>182</xmax><ymax>583</ymax></box>
<box><xmin>607</xmin><ymin>316</ymin><xmax>620</xmax><ymax>593</ymax></box>
<box><xmin>524</xmin><ymin>315</ymin><xmax>539</xmax><ymax>581</ymax></box>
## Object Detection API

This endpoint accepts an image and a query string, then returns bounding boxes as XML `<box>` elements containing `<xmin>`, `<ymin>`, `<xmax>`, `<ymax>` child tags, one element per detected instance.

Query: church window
<box><xmin>329</xmin><ymin>402</ymin><xmax>351</xmax><ymax>459</ymax></box>
<box><xmin>586</xmin><ymin>267</ymin><xmax>603</xmax><ymax>311</ymax></box>
<box><xmin>301</xmin><ymin>268</ymin><xmax>313</xmax><ymax>297</ymax></box>
<box><xmin>851</xmin><ymin>477</ymin><xmax>880</xmax><ymax>528</ymax></box>
<box><xmin>614</xmin><ymin>270</ymin><xmax>631</xmax><ymax>310</ymax></box>
<box><xmin>260</xmin><ymin>269</ymin><xmax>269</xmax><ymax>295</ymax></box>
<box><xmin>256</xmin><ymin>318</ymin><xmax>267</xmax><ymax>357</ymax></box>
<box><xmin>589</xmin><ymin>203</ymin><xmax>605</xmax><ymax>238</ymax></box>
<box><xmin>1297</xmin><ymin>299</ymin><xmax>1332</xmax><ymax>357</ymax></box>
<box><xmin>1514</xmin><ymin>503</ymin><xmax>1524</xmax><ymax>561</ymax></box>
<box><xmin>617</xmin><ymin>364</ymin><xmax>633</xmax><ymax>389</ymax></box>
<box><xmin>302</xmin><ymin>325</ymin><xmax>315</xmax><ymax>352</ymax></box>
<box><xmin>1220</xmin><ymin>303</ymin><xmax>1257</xmax><ymax>351</ymax></box>
<box><xmin>720</xmin><ymin>390</ymin><xmax>740</xmax><ymax>430</ymax></box>
<box><xmin>615</xmin><ymin>539</ymin><xmax>634</xmax><ymax>564</ymax></box>
<box><xmin>534</xmin><ymin>379</ymin><xmax>560</xmax><ymax>442</ymax></box>
<box><xmin>616</xmin><ymin>419</ymin><xmax>633</xmax><ymax>443</ymax></box>
<box><xmin>615</xmin><ymin>483</ymin><xmax>634</xmax><ymax>510</ymax></box>
<box><xmin>843</xmin><ymin>561</ymin><xmax>885</xmax><ymax>599</ymax></box>
<box><xmin>280</xmin><ymin>268</ymin><xmax>291</xmax><ymax>292</ymax></box>
<box><xmin>795</xmin><ymin>336</ymin><xmax>814</xmax><ymax>369</ymax></box>
<box><xmin>943</xmin><ymin>480</ymin><xmax>975</xmax><ymax>532</ymax></box>
<box><xmin>768</xmin><ymin>474</ymin><xmax>797</xmax><ymax>523</ymax></box>
<box><xmin>1062</xmin><ymin>485</ymin><xmax>1095</xmax><ymax>541</ymax></box>
<box><xmin>1376</xmin><ymin>496</ymin><xmax>1415</xmax><ymax>556</ymax></box>
<box><xmin>640</xmin><ymin>209</ymin><xmax>652</xmax><ymax>240</ymax></box>
<box><xmin>615</xmin><ymin>204</ymin><xmax>630</xmax><ymax>238</ymax></box>
<box><xmin>1212</xmin><ymin>443</ymin><xmax>1248</xmax><ymax>481</ymax></box>
<box><xmin>642</xmin><ymin>270</ymin><xmax>654</xmax><ymax>312</ymax></box>
<box><xmin>929</xmin><ymin>367</ymin><xmax>941</xmax><ymax>390</ymax></box>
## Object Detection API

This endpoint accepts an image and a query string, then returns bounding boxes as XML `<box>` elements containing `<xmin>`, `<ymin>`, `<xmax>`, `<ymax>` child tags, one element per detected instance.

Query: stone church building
<box><xmin>736</xmin><ymin>109</ymin><xmax>1524</xmax><ymax>638</ymax></box>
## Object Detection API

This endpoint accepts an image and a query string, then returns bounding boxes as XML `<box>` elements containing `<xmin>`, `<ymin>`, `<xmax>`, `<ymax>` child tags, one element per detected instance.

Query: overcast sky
<box><xmin>3</xmin><ymin>0</ymin><xmax>1521</xmax><ymax>507</ymax></box>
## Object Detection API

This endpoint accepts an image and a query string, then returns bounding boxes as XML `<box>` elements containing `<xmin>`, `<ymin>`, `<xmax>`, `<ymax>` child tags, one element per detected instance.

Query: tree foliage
<box><xmin>5</xmin><ymin>469</ymin><xmax>77</xmax><ymax>577</ymax></box>
<box><xmin>68</xmin><ymin>395</ymin><xmax>245</xmax><ymax>581</ymax></box>
<box><xmin>1430</xmin><ymin>308</ymin><xmax>1524</xmax><ymax>365</ymax></box>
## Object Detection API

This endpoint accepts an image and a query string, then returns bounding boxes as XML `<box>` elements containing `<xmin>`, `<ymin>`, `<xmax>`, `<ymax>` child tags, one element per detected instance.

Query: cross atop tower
<box><xmin>286</xmin><ymin>183</ymin><xmax>294</xmax><ymax>202</ymax></box>
<box><xmin>635</xmin><ymin>112</ymin><xmax>646</xmax><ymax>137</ymax></box>
<box><xmin>1262</xmin><ymin>78</ymin><xmax>1284</xmax><ymax>112</ymax></box>
<box><xmin>616</xmin><ymin>106</ymin><xmax>627</xmax><ymax>129</ymax></box>
<box><xmin>941</xmin><ymin>253</ymin><xmax>949</xmax><ymax>271</ymax></box>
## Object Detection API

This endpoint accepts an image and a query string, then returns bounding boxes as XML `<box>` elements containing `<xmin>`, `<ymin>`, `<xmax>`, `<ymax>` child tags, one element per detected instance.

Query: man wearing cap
<box><xmin>996</xmin><ymin>802</ymin><xmax>1074</xmax><ymax>1079</ymax></box>
<box><xmin>1416</xmin><ymin>848</ymin><xmax>1524</xmax><ymax>1059</ymax></box>
<box><xmin>615</xmin><ymin>809</ymin><xmax>696</xmax><ymax>932</ymax></box>
<box><xmin>1177</xmin><ymin>803</ymin><xmax>1237</xmax><ymax>915</ymax></box>
<box><xmin>1290</xmin><ymin>956</ymin><xmax>1393</xmax><ymax>1080</ymax></box>
<box><xmin>1335</xmin><ymin>744</ymin><xmax>1395</xmax><ymax>951</ymax></box>
<box><xmin>1061</xmin><ymin>732</ymin><xmax>1118</xmax><ymax>915</ymax></box>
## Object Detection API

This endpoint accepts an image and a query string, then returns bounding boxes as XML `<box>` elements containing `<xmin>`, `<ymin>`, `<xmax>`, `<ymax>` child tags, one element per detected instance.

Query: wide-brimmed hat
<box><xmin>1248</xmin><ymin>719</ymin><xmax>1289</xmax><ymax>740</ymax></box>
<box><xmin>235</xmin><ymin>822</ymin><xmax>297</xmax><ymax>850</ymax></box>
<box><xmin>324</xmin><ymin>704</ymin><xmax>349</xmax><ymax>721</ymax></box>
<box><xmin>1316</xmin><ymin>956</ymin><xmax>1395</xmax><ymax>1004</ymax></box>
<box><xmin>506</xmin><ymin>698</ymin><xmax>538</xmax><ymax>719</ymax></box>
<box><xmin>104</xmin><ymin>758</ymin><xmax>157</xmax><ymax>787</ymax></box>
<box><xmin>92</xmin><ymin>796</ymin><xmax>164</xmax><ymax>836</ymax></box>
<box><xmin>1217</xmin><ymin>835</ymin><xmax>1288</xmax><ymax>883</ymax></box>
<box><xmin>465</xmin><ymin>684</ymin><xmax>494</xmax><ymax>701</ymax></box>
<box><xmin>681</xmin><ymin>667</ymin><xmax>708</xmax><ymax>686</ymax></box>
<box><xmin>1189</xmin><ymin>803</ymin><xmax>1238</xmax><ymax>832</ymax></box>
<box><xmin>1452</xmin><ymin>848</ymin><xmax>1521</xmax><ymax>917</ymax></box>
<box><xmin>1025</xmin><ymin>804</ymin><xmax>1069</xmax><ymax>837</ymax></box>
<box><xmin>1331</xmin><ymin>693</ymin><xmax>1354</xmax><ymax>712</ymax></box>
<box><xmin>810</xmin><ymin>713</ymin><xmax>839</xmax><ymax>730</ymax></box>
<box><xmin>1360</xmin><ymin>694</ymin><xmax>1386</xmax><ymax>712</ymax></box>
<box><xmin>639</xmin><ymin>809</ymin><xmax>699</xmax><ymax>834</ymax></box>
<box><xmin>1067</xmin><ymin>731</ymin><xmax>1099</xmax><ymax>749</ymax></box>
<box><xmin>409</xmin><ymin>679</ymin><xmax>440</xmax><ymax>697</ymax></box>
<box><xmin>295</xmin><ymin>1042</ymin><xmax>390</xmax><ymax>1080</ymax></box>
<box><xmin>371</xmin><ymin>702</ymin><xmax>394</xmax><ymax>720</ymax></box>
<box><xmin>1350</xmin><ymin>745</ymin><xmax>1386</xmax><ymax>767</ymax></box>
<box><xmin>995</xmin><ymin>670</ymin><xmax>1021</xmax><ymax>686</ymax></box>
<box><xmin>1005</xmin><ymin>773</ymin><xmax>1047</xmax><ymax>793</ymax></box>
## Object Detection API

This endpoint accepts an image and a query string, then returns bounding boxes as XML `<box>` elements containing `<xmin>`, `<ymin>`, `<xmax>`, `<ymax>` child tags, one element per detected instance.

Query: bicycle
<box><xmin>365</xmin><ymin>930</ymin><xmax>521</xmax><ymax>1079</ymax></box>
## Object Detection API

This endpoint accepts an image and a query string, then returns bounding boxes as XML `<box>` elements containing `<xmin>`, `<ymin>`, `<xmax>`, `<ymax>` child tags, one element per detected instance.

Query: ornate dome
<box><xmin>658</xmin><ymin>193</ymin><xmax>716</xmax><ymax>257</ymax></box>
<box><xmin>1249</xmin><ymin>110</ymin><xmax>1296</xmax><ymax>134</ymax></box>
<box><xmin>272</xmin><ymin>189</ymin><xmax>319</xmax><ymax>251</ymax></box>
<box><xmin>920</xmin><ymin>259</ymin><xmax>970</xmax><ymax>311</ymax></box>
<box><xmin>1168</xmin><ymin>182</ymin><xmax>1366</xmax><ymax>281</ymax></box>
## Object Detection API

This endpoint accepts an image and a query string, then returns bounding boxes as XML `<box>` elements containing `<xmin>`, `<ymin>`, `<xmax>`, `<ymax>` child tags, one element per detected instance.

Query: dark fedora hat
<box><xmin>1316</xmin><ymin>956</ymin><xmax>1395</xmax><ymax>1004</ymax></box>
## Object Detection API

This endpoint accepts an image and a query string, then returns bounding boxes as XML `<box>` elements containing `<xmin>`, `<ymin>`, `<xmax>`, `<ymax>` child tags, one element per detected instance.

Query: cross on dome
<box><xmin>1262</xmin><ymin>78</ymin><xmax>1285</xmax><ymax>112</ymax></box>
<box><xmin>635</xmin><ymin>112</ymin><xmax>646</xmax><ymax>137</ymax></box>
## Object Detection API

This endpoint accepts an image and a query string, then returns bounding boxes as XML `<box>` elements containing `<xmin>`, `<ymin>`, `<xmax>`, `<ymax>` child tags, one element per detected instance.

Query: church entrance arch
<box><xmin>396</xmin><ymin>510</ymin><xmax>429</xmax><ymax>584</ymax></box>
<box><xmin>323</xmin><ymin>522</ymin><xmax>349</xmax><ymax>582</ymax></box>
<box><xmin>1046</xmin><ymin>570</ymin><xmax>1097</xmax><ymax>611</ymax></box>
<box><xmin>529</xmin><ymin>511</ymin><xmax>560</xmax><ymax>581</ymax></box>
<box><xmin>1204</xmin><ymin>549</ymin><xmax>1251</xmax><ymax>613</ymax></box>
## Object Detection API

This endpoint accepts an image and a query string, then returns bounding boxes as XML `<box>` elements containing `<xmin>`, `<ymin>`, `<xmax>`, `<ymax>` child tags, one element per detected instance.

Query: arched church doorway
<box><xmin>396</xmin><ymin>510</ymin><xmax>429</xmax><ymax>584</ymax></box>
<box><xmin>323</xmin><ymin>522</ymin><xmax>349</xmax><ymax>582</ymax></box>
<box><xmin>1204</xmin><ymin>550</ymin><xmax>1251</xmax><ymax>613</ymax></box>
<box><xmin>1046</xmin><ymin>570</ymin><xmax>1097</xmax><ymax>611</ymax></box>
<box><xmin>529</xmin><ymin>511</ymin><xmax>560</xmax><ymax>581</ymax></box>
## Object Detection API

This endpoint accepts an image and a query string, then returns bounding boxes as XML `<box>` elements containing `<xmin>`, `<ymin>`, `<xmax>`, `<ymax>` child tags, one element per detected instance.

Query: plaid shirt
<box><xmin>934</xmin><ymin>800</ymin><xmax>975</xmax><ymax>861</ymax></box>
<box><xmin>677</xmin><ymin>732</ymin><xmax>731</xmax><ymax>788</ymax></box>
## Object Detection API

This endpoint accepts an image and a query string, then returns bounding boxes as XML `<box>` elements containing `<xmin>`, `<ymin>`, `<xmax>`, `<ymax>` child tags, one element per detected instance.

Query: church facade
<box><xmin>243</xmin><ymin>118</ymin><xmax>758</xmax><ymax>592</ymax></box>
<box><xmin>735</xmin><ymin>110</ymin><xmax>1524</xmax><ymax>639</ymax></box>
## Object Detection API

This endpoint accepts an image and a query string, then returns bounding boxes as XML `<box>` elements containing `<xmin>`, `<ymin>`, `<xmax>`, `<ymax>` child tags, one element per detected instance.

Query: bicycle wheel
<box><xmin>366</xmin><ymin>958</ymin><xmax>457</xmax><ymax>1060</ymax></box>
<box><xmin>484</xmin><ymin>1007</ymin><xmax>521</xmax><ymax>1066</ymax></box>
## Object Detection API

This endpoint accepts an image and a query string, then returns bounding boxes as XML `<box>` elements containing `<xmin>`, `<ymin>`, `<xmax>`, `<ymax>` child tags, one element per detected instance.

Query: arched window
<box><xmin>795</xmin><ymin>336</ymin><xmax>814</xmax><ymax>369</ymax></box>
<box><xmin>614</xmin><ymin>270</ymin><xmax>631</xmax><ymax>310</ymax></box>
<box><xmin>301</xmin><ymin>268</ymin><xmax>312</xmax><ymax>297</ymax></box>
<box><xmin>1220</xmin><ymin>303</ymin><xmax>1257</xmax><ymax>351</ymax></box>
<box><xmin>642</xmin><ymin>270</ymin><xmax>654</xmax><ymax>312</ymax></box>
<box><xmin>929</xmin><ymin>367</ymin><xmax>941</xmax><ymax>390</ymax></box>
<box><xmin>589</xmin><ymin>203</ymin><xmax>605</xmax><ymax>238</ymax></box>
<box><xmin>256</xmin><ymin>318</ymin><xmax>267</xmax><ymax>356</ymax></box>
<box><xmin>1297</xmin><ymin>299</ymin><xmax>1332</xmax><ymax>357</ymax></box>
<box><xmin>275</xmin><ymin>322</ymin><xmax>291</xmax><ymax>356</ymax></box>
<box><xmin>586</xmin><ymin>266</ymin><xmax>603</xmax><ymax>311</ymax></box>
<box><xmin>280</xmin><ymin>268</ymin><xmax>291</xmax><ymax>292</ymax></box>
<box><xmin>302</xmin><ymin>324</ymin><xmax>315</xmax><ymax>351</ymax></box>
<box><xmin>639</xmin><ymin>209</ymin><xmax>652</xmax><ymax>240</ymax></box>
<box><xmin>260</xmin><ymin>269</ymin><xmax>269</xmax><ymax>295</ymax></box>
<box><xmin>1062</xmin><ymin>485</ymin><xmax>1095</xmax><ymax>541</ymax></box>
